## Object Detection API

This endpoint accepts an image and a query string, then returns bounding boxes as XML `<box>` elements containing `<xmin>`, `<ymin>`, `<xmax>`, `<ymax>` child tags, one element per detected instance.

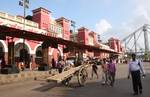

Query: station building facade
<box><xmin>0</xmin><ymin>7</ymin><xmax>122</xmax><ymax>69</ymax></box>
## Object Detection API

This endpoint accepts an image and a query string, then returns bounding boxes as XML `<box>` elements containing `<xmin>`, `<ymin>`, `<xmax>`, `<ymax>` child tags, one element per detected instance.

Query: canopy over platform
<box><xmin>0</xmin><ymin>25</ymin><xmax>118</xmax><ymax>54</ymax></box>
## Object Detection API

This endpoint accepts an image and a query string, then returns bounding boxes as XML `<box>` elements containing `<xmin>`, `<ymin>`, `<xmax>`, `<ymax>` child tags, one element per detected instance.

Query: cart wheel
<box><xmin>78</xmin><ymin>68</ymin><xmax>88</xmax><ymax>86</ymax></box>
<box><xmin>61</xmin><ymin>66</ymin><xmax>72</xmax><ymax>86</ymax></box>
<box><xmin>62</xmin><ymin>76</ymin><xmax>72</xmax><ymax>86</ymax></box>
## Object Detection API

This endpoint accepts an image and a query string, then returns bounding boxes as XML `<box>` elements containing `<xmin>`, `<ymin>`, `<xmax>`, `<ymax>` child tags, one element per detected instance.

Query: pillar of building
<box><xmin>30</xmin><ymin>54</ymin><xmax>37</xmax><ymax>70</ymax></box>
<box><xmin>42</xmin><ymin>41</ymin><xmax>49</xmax><ymax>65</ymax></box>
<box><xmin>8</xmin><ymin>40</ymin><xmax>14</xmax><ymax>65</ymax></box>
<box><xmin>42</xmin><ymin>47</ymin><xmax>49</xmax><ymax>65</ymax></box>
<box><xmin>4</xmin><ymin>52</ymin><xmax>8</xmax><ymax>64</ymax></box>
<box><xmin>48</xmin><ymin>54</ymin><xmax>53</xmax><ymax>67</ymax></box>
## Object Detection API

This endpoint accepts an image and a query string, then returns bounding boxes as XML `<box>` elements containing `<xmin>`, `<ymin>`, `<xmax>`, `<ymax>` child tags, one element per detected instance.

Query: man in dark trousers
<box><xmin>128</xmin><ymin>53</ymin><xmax>145</xmax><ymax>95</ymax></box>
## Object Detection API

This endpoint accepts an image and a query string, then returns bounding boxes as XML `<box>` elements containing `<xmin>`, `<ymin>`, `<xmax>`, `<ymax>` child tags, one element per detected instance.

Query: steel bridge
<box><xmin>121</xmin><ymin>24</ymin><xmax>150</xmax><ymax>59</ymax></box>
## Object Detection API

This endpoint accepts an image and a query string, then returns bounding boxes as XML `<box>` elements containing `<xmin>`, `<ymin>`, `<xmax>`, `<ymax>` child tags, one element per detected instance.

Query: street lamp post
<box><xmin>19</xmin><ymin>0</ymin><xmax>29</xmax><ymax>65</ymax></box>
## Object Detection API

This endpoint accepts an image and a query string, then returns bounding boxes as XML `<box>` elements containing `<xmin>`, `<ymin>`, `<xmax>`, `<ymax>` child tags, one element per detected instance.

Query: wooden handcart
<box><xmin>46</xmin><ymin>64</ymin><xmax>90</xmax><ymax>86</ymax></box>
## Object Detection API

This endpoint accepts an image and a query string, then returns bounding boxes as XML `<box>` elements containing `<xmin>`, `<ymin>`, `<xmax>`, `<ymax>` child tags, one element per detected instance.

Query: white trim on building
<box><xmin>33</xmin><ymin>43</ymin><xmax>42</xmax><ymax>55</ymax></box>
<box><xmin>15</xmin><ymin>39</ymin><xmax>32</xmax><ymax>54</ymax></box>
<box><xmin>0</xmin><ymin>40</ymin><xmax>8</xmax><ymax>52</ymax></box>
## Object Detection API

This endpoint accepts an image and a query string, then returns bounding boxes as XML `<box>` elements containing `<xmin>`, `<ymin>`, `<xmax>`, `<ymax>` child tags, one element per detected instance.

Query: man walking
<box><xmin>101</xmin><ymin>59</ymin><xmax>108</xmax><ymax>85</ymax></box>
<box><xmin>128</xmin><ymin>53</ymin><xmax>145</xmax><ymax>95</ymax></box>
<box><xmin>91</xmin><ymin>61</ymin><xmax>99</xmax><ymax>79</ymax></box>
<box><xmin>107</xmin><ymin>58</ymin><xmax>116</xmax><ymax>87</ymax></box>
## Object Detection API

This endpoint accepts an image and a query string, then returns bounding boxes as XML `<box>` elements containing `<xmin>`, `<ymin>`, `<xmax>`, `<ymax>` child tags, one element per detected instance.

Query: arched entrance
<box><xmin>14</xmin><ymin>43</ymin><xmax>30</xmax><ymax>68</ymax></box>
<box><xmin>0</xmin><ymin>42</ymin><xmax>4</xmax><ymax>57</ymax></box>
<box><xmin>35</xmin><ymin>46</ymin><xmax>42</xmax><ymax>64</ymax></box>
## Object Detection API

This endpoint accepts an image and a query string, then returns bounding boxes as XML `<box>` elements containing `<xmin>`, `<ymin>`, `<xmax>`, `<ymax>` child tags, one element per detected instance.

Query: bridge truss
<box><xmin>122</xmin><ymin>24</ymin><xmax>150</xmax><ymax>59</ymax></box>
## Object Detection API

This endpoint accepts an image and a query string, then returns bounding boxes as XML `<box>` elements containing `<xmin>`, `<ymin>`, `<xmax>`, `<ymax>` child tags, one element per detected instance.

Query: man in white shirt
<box><xmin>128</xmin><ymin>53</ymin><xmax>145</xmax><ymax>95</ymax></box>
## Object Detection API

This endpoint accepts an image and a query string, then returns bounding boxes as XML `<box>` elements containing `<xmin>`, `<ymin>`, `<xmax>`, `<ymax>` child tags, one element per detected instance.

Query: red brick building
<box><xmin>0</xmin><ymin>7</ymin><xmax>123</xmax><ymax>69</ymax></box>
<box><xmin>70</xmin><ymin>27</ymin><xmax>121</xmax><ymax>59</ymax></box>
<box><xmin>0</xmin><ymin>7</ymin><xmax>71</xmax><ymax>68</ymax></box>
<box><xmin>108</xmin><ymin>37</ymin><xmax>122</xmax><ymax>53</ymax></box>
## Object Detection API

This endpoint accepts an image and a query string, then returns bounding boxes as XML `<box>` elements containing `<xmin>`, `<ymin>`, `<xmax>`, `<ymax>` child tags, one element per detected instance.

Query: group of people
<box><xmin>51</xmin><ymin>58</ymin><xmax>74</xmax><ymax>73</ymax></box>
<box><xmin>101</xmin><ymin>58</ymin><xmax>116</xmax><ymax>87</ymax></box>
<box><xmin>91</xmin><ymin>57</ymin><xmax>116</xmax><ymax>87</ymax></box>
<box><xmin>91</xmin><ymin>53</ymin><xmax>146</xmax><ymax>96</ymax></box>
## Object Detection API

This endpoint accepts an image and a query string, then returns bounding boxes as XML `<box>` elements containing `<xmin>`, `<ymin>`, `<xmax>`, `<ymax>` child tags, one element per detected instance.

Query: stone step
<box><xmin>0</xmin><ymin>70</ymin><xmax>56</xmax><ymax>85</ymax></box>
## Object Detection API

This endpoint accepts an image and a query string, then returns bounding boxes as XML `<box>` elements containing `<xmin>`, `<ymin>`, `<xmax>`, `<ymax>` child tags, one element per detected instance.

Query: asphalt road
<box><xmin>0</xmin><ymin>62</ymin><xmax>150</xmax><ymax>97</ymax></box>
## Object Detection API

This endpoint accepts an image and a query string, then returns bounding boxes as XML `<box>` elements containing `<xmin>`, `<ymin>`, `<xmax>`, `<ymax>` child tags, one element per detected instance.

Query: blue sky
<box><xmin>0</xmin><ymin>0</ymin><xmax>150</xmax><ymax>42</ymax></box>
<box><xmin>0</xmin><ymin>0</ymin><xmax>132</xmax><ymax>29</ymax></box>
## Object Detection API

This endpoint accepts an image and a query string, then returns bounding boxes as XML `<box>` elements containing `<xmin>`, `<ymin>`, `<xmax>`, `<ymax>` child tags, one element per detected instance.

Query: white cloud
<box><xmin>129</xmin><ymin>0</ymin><xmax>150</xmax><ymax>29</ymax></box>
<box><xmin>99</xmin><ymin>0</ymin><xmax>150</xmax><ymax>41</ymax></box>
<box><xmin>95</xmin><ymin>19</ymin><xmax>112</xmax><ymax>34</ymax></box>
<box><xmin>97</xmin><ymin>0</ymin><xmax>150</xmax><ymax>52</ymax></box>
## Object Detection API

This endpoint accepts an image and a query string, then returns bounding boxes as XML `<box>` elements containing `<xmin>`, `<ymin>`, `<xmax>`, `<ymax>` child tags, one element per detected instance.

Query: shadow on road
<box><xmin>32</xmin><ymin>82</ymin><xmax>59</xmax><ymax>92</ymax></box>
<box><xmin>32</xmin><ymin>73</ymin><xmax>150</xmax><ymax>97</ymax></box>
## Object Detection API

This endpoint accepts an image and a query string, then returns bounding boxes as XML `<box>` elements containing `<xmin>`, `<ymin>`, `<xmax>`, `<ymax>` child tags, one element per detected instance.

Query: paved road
<box><xmin>0</xmin><ymin>62</ymin><xmax>150</xmax><ymax>97</ymax></box>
